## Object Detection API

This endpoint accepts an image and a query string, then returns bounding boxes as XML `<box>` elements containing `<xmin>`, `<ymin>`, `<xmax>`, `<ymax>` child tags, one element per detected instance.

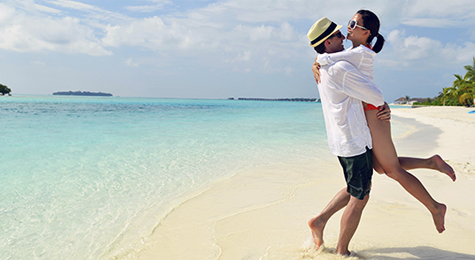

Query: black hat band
<box><xmin>310</xmin><ymin>22</ymin><xmax>337</xmax><ymax>46</ymax></box>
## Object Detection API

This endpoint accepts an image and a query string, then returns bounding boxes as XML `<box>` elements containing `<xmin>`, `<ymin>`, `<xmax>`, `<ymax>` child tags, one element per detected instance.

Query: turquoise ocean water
<box><xmin>1</xmin><ymin>96</ymin><xmax>338</xmax><ymax>259</ymax></box>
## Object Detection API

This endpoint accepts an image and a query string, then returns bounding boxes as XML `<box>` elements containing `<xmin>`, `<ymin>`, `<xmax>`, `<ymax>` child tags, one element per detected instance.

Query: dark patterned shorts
<box><xmin>338</xmin><ymin>147</ymin><xmax>373</xmax><ymax>200</ymax></box>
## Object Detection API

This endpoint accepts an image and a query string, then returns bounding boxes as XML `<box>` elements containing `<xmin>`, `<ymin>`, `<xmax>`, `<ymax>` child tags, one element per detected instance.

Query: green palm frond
<box><xmin>459</xmin><ymin>92</ymin><xmax>473</xmax><ymax>105</ymax></box>
<box><xmin>442</xmin><ymin>57</ymin><xmax>475</xmax><ymax>105</ymax></box>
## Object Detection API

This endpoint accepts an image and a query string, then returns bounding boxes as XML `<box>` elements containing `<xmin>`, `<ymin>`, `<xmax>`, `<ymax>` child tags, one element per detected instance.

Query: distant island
<box><xmin>52</xmin><ymin>91</ymin><xmax>112</xmax><ymax>97</ymax></box>
<box><xmin>230</xmin><ymin>97</ymin><xmax>319</xmax><ymax>102</ymax></box>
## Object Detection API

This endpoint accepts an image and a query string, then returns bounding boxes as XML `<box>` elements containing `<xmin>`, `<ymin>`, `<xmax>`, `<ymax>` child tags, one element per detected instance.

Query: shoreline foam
<box><xmin>132</xmin><ymin>106</ymin><xmax>475</xmax><ymax>259</ymax></box>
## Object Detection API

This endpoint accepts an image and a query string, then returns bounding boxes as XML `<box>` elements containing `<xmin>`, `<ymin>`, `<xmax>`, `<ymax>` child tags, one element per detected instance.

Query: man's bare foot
<box><xmin>432</xmin><ymin>203</ymin><xmax>447</xmax><ymax>233</ymax></box>
<box><xmin>308</xmin><ymin>216</ymin><xmax>325</xmax><ymax>249</ymax></box>
<box><xmin>430</xmin><ymin>155</ymin><xmax>456</xmax><ymax>181</ymax></box>
<box><xmin>334</xmin><ymin>247</ymin><xmax>351</xmax><ymax>256</ymax></box>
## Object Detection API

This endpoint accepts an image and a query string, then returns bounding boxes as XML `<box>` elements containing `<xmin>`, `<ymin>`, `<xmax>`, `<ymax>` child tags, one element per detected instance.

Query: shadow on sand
<box><xmin>365</xmin><ymin>246</ymin><xmax>475</xmax><ymax>260</ymax></box>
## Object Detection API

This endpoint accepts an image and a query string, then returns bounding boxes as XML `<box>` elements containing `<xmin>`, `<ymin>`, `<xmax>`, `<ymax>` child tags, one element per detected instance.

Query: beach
<box><xmin>2</xmin><ymin>98</ymin><xmax>475</xmax><ymax>259</ymax></box>
<box><xmin>137</xmin><ymin>106</ymin><xmax>475</xmax><ymax>260</ymax></box>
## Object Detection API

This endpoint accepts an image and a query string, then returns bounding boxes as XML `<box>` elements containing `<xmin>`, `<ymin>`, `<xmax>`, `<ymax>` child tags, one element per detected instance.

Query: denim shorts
<box><xmin>338</xmin><ymin>148</ymin><xmax>373</xmax><ymax>200</ymax></box>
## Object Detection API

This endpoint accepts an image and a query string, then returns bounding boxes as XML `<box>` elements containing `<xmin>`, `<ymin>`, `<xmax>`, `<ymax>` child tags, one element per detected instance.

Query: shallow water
<box><xmin>1</xmin><ymin>96</ymin><xmax>335</xmax><ymax>259</ymax></box>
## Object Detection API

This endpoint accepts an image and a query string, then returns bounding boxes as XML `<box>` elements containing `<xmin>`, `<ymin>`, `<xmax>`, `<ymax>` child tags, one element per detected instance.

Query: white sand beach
<box><xmin>135</xmin><ymin>106</ymin><xmax>475</xmax><ymax>260</ymax></box>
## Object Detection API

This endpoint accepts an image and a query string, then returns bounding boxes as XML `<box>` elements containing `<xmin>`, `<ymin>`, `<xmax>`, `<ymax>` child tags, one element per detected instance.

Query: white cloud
<box><xmin>440</xmin><ymin>42</ymin><xmax>475</xmax><ymax>63</ymax></box>
<box><xmin>125</xmin><ymin>0</ymin><xmax>172</xmax><ymax>13</ymax></box>
<box><xmin>387</xmin><ymin>29</ymin><xmax>441</xmax><ymax>61</ymax></box>
<box><xmin>125</xmin><ymin>57</ymin><xmax>139</xmax><ymax>67</ymax></box>
<box><xmin>3</xmin><ymin>0</ymin><xmax>475</xmax><ymax>92</ymax></box>
<box><xmin>2</xmin><ymin>0</ymin><xmax>475</xmax><ymax>101</ymax></box>
<box><xmin>401</xmin><ymin>18</ymin><xmax>458</xmax><ymax>28</ymax></box>
<box><xmin>400</xmin><ymin>0</ymin><xmax>475</xmax><ymax>28</ymax></box>
<box><xmin>125</xmin><ymin>5</ymin><xmax>164</xmax><ymax>12</ymax></box>
<box><xmin>237</xmin><ymin>51</ymin><xmax>251</xmax><ymax>61</ymax></box>
<box><xmin>232</xmin><ymin>22</ymin><xmax>298</xmax><ymax>46</ymax></box>
<box><xmin>31</xmin><ymin>60</ymin><xmax>46</xmax><ymax>65</ymax></box>
<box><xmin>46</xmin><ymin>0</ymin><xmax>96</xmax><ymax>11</ymax></box>
<box><xmin>0</xmin><ymin>3</ymin><xmax>111</xmax><ymax>56</ymax></box>
<box><xmin>0</xmin><ymin>3</ymin><xmax>16</xmax><ymax>23</ymax></box>
<box><xmin>35</xmin><ymin>4</ymin><xmax>62</xmax><ymax>14</ymax></box>
<box><xmin>225</xmin><ymin>51</ymin><xmax>251</xmax><ymax>63</ymax></box>
<box><xmin>386</xmin><ymin>29</ymin><xmax>475</xmax><ymax>67</ymax></box>
<box><xmin>45</xmin><ymin>0</ymin><xmax>130</xmax><ymax>26</ymax></box>
<box><xmin>284</xmin><ymin>66</ymin><xmax>293</xmax><ymax>76</ymax></box>
<box><xmin>99</xmin><ymin>7</ymin><xmax>299</xmax><ymax>71</ymax></box>
<box><xmin>101</xmin><ymin>16</ymin><xmax>195</xmax><ymax>51</ymax></box>
<box><xmin>405</xmin><ymin>0</ymin><xmax>475</xmax><ymax>19</ymax></box>
<box><xmin>234</xmin><ymin>24</ymin><xmax>274</xmax><ymax>42</ymax></box>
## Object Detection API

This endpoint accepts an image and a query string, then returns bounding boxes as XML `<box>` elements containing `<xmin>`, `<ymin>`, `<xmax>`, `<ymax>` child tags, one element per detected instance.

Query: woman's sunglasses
<box><xmin>348</xmin><ymin>20</ymin><xmax>367</xmax><ymax>30</ymax></box>
<box><xmin>328</xmin><ymin>31</ymin><xmax>343</xmax><ymax>39</ymax></box>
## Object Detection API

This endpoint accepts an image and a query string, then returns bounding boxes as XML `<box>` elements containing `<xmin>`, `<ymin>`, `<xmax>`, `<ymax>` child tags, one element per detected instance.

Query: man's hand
<box><xmin>312</xmin><ymin>58</ymin><xmax>321</xmax><ymax>84</ymax></box>
<box><xmin>377</xmin><ymin>102</ymin><xmax>391</xmax><ymax>121</ymax></box>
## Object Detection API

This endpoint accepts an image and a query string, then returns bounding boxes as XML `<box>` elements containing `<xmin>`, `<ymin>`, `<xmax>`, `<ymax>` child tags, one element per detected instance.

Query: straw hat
<box><xmin>307</xmin><ymin>17</ymin><xmax>343</xmax><ymax>47</ymax></box>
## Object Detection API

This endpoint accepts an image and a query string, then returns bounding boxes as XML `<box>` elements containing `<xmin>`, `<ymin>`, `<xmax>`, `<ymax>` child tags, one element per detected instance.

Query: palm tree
<box><xmin>0</xmin><ymin>83</ymin><xmax>11</xmax><ymax>95</ymax></box>
<box><xmin>459</xmin><ymin>92</ymin><xmax>473</xmax><ymax>106</ymax></box>
<box><xmin>443</xmin><ymin>57</ymin><xmax>475</xmax><ymax>106</ymax></box>
<box><xmin>442</xmin><ymin>78</ymin><xmax>461</xmax><ymax>105</ymax></box>
<box><xmin>463</xmin><ymin>57</ymin><xmax>475</xmax><ymax>97</ymax></box>
<box><xmin>464</xmin><ymin>57</ymin><xmax>475</xmax><ymax>81</ymax></box>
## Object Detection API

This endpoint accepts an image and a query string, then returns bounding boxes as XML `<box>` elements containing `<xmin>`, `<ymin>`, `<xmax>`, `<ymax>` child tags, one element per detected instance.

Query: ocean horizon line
<box><xmin>2</xmin><ymin>94</ymin><xmax>320</xmax><ymax>101</ymax></box>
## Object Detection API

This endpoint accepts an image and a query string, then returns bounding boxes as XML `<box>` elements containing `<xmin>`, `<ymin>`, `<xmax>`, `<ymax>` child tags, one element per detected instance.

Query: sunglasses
<box><xmin>348</xmin><ymin>20</ymin><xmax>367</xmax><ymax>30</ymax></box>
<box><xmin>328</xmin><ymin>31</ymin><xmax>343</xmax><ymax>39</ymax></box>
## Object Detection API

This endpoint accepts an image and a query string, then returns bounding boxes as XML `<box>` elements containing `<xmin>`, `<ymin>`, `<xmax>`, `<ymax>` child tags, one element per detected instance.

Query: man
<box><xmin>306</xmin><ymin>17</ymin><xmax>385</xmax><ymax>256</ymax></box>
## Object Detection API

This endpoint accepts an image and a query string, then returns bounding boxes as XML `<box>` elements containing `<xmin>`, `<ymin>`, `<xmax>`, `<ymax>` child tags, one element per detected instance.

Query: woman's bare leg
<box><xmin>366</xmin><ymin>110</ymin><xmax>446</xmax><ymax>233</ymax></box>
<box><xmin>372</xmin><ymin>146</ymin><xmax>455</xmax><ymax>181</ymax></box>
<box><xmin>376</xmin><ymin>155</ymin><xmax>455</xmax><ymax>181</ymax></box>
<box><xmin>398</xmin><ymin>156</ymin><xmax>455</xmax><ymax>181</ymax></box>
<box><xmin>373</xmin><ymin>155</ymin><xmax>385</xmax><ymax>174</ymax></box>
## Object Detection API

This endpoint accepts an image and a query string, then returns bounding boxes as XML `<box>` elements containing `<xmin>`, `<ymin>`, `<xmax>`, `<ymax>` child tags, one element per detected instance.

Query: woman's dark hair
<box><xmin>357</xmin><ymin>9</ymin><xmax>385</xmax><ymax>53</ymax></box>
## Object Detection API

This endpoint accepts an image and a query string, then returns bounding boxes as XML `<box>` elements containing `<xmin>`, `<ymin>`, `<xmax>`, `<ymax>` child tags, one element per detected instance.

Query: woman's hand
<box><xmin>377</xmin><ymin>102</ymin><xmax>391</xmax><ymax>121</ymax></box>
<box><xmin>312</xmin><ymin>58</ymin><xmax>321</xmax><ymax>84</ymax></box>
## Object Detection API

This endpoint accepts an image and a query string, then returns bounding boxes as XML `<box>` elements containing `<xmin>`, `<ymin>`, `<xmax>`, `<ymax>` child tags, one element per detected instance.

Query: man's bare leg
<box><xmin>335</xmin><ymin>194</ymin><xmax>369</xmax><ymax>256</ymax></box>
<box><xmin>308</xmin><ymin>188</ymin><xmax>350</xmax><ymax>249</ymax></box>
<box><xmin>399</xmin><ymin>155</ymin><xmax>456</xmax><ymax>181</ymax></box>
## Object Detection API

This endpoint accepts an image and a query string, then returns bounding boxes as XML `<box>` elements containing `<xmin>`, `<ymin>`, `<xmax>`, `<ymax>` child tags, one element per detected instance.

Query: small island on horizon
<box><xmin>52</xmin><ymin>91</ymin><xmax>113</xmax><ymax>97</ymax></box>
<box><xmin>229</xmin><ymin>97</ymin><xmax>319</xmax><ymax>102</ymax></box>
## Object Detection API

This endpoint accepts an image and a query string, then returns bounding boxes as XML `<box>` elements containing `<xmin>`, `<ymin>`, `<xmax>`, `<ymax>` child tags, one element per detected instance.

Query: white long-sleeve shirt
<box><xmin>317</xmin><ymin>58</ymin><xmax>384</xmax><ymax>157</ymax></box>
<box><xmin>318</xmin><ymin>45</ymin><xmax>375</xmax><ymax>81</ymax></box>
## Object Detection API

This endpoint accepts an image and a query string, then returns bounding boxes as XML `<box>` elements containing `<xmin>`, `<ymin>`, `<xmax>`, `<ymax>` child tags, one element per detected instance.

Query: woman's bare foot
<box><xmin>430</xmin><ymin>155</ymin><xmax>456</xmax><ymax>181</ymax></box>
<box><xmin>308</xmin><ymin>216</ymin><xmax>325</xmax><ymax>249</ymax></box>
<box><xmin>432</xmin><ymin>203</ymin><xmax>447</xmax><ymax>233</ymax></box>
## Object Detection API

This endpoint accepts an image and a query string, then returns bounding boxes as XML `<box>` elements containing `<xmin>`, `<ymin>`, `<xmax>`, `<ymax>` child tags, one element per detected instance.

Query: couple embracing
<box><xmin>306</xmin><ymin>10</ymin><xmax>455</xmax><ymax>256</ymax></box>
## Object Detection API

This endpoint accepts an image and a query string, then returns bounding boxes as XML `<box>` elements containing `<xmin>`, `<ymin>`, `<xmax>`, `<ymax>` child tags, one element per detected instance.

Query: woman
<box><xmin>308</xmin><ymin>10</ymin><xmax>455</xmax><ymax>249</ymax></box>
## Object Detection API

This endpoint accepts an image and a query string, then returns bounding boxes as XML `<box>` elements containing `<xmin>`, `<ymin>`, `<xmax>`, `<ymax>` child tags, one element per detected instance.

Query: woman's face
<box><xmin>346</xmin><ymin>13</ymin><xmax>369</xmax><ymax>44</ymax></box>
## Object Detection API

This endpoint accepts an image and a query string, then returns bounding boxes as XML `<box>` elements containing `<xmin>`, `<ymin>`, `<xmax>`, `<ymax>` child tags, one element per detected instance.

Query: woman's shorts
<box><xmin>338</xmin><ymin>148</ymin><xmax>373</xmax><ymax>200</ymax></box>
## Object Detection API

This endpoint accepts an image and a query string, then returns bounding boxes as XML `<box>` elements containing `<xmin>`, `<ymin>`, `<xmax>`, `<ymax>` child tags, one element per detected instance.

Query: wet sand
<box><xmin>135</xmin><ymin>106</ymin><xmax>475</xmax><ymax>260</ymax></box>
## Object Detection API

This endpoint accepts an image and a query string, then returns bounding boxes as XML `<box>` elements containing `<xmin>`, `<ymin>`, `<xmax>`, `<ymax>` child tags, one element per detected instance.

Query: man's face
<box><xmin>326</xmin><ymin>30</ymin><xmax>345</xmax><ymax>53</ymax></box>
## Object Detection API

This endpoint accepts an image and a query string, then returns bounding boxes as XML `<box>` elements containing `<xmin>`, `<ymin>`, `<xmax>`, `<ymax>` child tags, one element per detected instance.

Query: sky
<box><xmin>1</xmin><ymin>0</ymin><xmax>475</xmax><ymax>102</ymax></box>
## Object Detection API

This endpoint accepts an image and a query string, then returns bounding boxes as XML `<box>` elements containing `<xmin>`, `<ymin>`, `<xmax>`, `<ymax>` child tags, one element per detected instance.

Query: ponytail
<box><xmin>372</xmin><ymin>33</ymin><xmax>385</xmax><ymax>53</ymax></box>
<box><xmin>357</xmin><ymin>9</ymin><xmax>385</xmax><ymax>53</ymax></box>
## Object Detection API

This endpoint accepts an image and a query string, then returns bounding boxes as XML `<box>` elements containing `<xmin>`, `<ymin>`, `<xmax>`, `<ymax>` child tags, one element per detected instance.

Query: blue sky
<box><xmin>1</xmin><ymin>0</ymin><xmax>475</xmax><ymax>102</ymax></box>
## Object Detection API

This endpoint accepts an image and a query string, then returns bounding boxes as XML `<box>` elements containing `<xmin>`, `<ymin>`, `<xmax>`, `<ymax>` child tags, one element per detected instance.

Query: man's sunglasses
<box><xmin>328</xmin><ymin>31</ymin><xmax>343</xmax><ymax>39</ymax></box>
<box><xmin>348</xmin><ymin>20</ymin><xmax>367</xmax><ymax>30</ymax></box>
